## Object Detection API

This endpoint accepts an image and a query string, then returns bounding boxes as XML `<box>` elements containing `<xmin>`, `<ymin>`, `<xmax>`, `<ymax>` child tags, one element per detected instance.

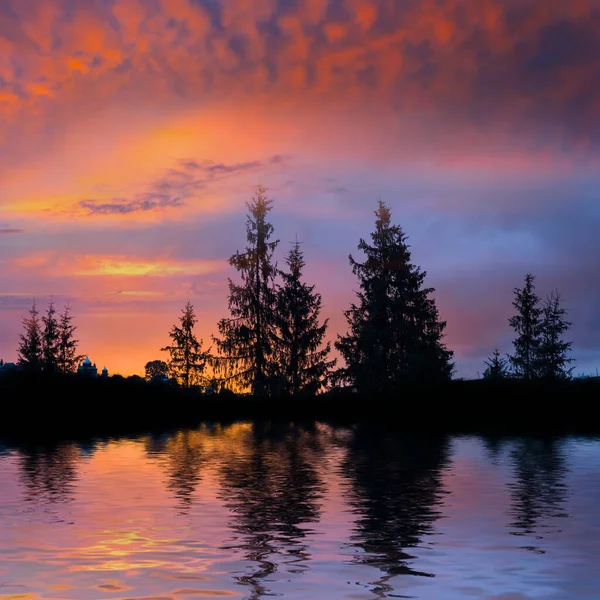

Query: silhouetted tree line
<box><xmin>484</xmin><ymin>274</ymin><xmax>573</xmax><ymax>382</ymax></box>
<box><xmin>11</xmin><ymin>300</ymin><xmax>83</xmax><ymax>374</ymax></box>
<box><xmin>146</xmin><ymin>187</ymin><xmax>453</xmax><ymax>396</ymax></box>
<box><xmin>5</xmin><ymin>185</ymin><xmax>576</xmax><ymax>396</ymax></box>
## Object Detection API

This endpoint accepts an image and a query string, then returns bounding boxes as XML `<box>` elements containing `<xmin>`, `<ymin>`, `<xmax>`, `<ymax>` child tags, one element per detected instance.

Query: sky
<box><xmin>1</xmin><ymin>0</ymin><xmax>600</xmax><ymax>378</ymax></box>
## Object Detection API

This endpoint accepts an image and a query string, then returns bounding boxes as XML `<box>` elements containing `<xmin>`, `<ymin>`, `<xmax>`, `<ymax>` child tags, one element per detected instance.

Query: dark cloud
<box><xmin>0</xmin><ymin>228</ymin><xmax>23</xmax><ymax>234</ymax></box>
<box><xmin>79</xmin><ymin>154</ymin><xmax>284</xmax><ymax>215</ymax></box>
<box><xmin>0</xmin><ymin>294</ymin><xmax>40</xmax><ymax>311</ymax></box>
<box><xmin>79</xmin><ymin>195</ymin><xmax>184</xmax><ymax>215</ymax></box>
<box><xmin>204</xmin><ymin>160</ymin><xmax>262</xmax><ymax>175</ymax></box>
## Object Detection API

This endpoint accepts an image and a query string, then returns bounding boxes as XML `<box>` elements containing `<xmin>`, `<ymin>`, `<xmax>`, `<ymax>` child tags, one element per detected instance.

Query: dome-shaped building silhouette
<box><xmin>77</xmin><ymin>357</ymin><xmax>98</xmax><ymax>377</ymax></box>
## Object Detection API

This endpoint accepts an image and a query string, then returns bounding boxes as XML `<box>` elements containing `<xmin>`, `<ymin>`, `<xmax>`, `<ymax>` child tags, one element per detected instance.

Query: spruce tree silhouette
<box><xmin>537</xmin><ymin>290</ymin><xmax>574</xmax><ymax>381</ymax></box>
<box><xmin>17</xmin><ymin>301</ymin><xmax>42</xmax><ymax>372</ymax></box>
<box><xmin>336</xmin><ymin>200</ymin><xmax>453</xmax><ymax>393</ymax></box>
<box><xmin>56</xmin><ymin>305</ymin><xmax>83</xmax><ymax>374</ymax></box>
<box><xmin>214</xmin><ymin>186</ymin><xmax>280</xmax><ymax>396</ymax></box>
<box><xmin>161</xmin><ymin>302</ymin><xmax>210</xmax><ymax>388</ymax></box>
<box><xmin>273</xmin><ymin>240</ymin><xmax>336</xmax><ymax>396</ymax></box>
<box><xmin>41</xmin><ymin>300</ymin><xmax>59</xmax><ymax>373</ymax></box>
<box><xmin>509</xmin><ymin>274</ymin><xmax>542</xmax><ymax>380</ymax></box>
<box><xmin>483</xmin><ymin>348</ymin><xmax>508</xmax><ymax>380</ymax></box>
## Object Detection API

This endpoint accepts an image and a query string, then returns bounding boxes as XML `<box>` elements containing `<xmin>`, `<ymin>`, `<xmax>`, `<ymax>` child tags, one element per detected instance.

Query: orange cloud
<box><xmin>0</xmin><ymin>0</ymin><xmax>596</xmax><ymax>146</ymax></box>
<box><xmin>10</xmin><ymin>252</ymin><xmax>224</xmax><ymax>279</ymax></box>
<box><xmin>2</xmin><ymin>0</ymin><xmax>600</xmax><ymax>380</ymax></box>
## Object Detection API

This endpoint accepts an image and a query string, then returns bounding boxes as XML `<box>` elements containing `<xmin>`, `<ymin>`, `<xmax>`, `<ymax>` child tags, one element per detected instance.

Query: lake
<box><xmin>0</xmin><ymin>423</ymin><xmax>599</xmax><ymax>599</ymax></box>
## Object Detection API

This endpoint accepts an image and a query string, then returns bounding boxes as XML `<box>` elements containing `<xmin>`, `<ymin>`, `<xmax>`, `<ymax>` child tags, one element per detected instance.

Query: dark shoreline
<box><xmin>1</xmin><ymin>372</ymin><xmax>599</xmax><ymax>443</ymax></box>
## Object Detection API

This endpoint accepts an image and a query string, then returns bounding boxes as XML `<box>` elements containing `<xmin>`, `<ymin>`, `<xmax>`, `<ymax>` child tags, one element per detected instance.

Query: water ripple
<box><xmin>0</xmin><ymin>426</ymin><xmax>599</xmax><ymax>599</ymax></box>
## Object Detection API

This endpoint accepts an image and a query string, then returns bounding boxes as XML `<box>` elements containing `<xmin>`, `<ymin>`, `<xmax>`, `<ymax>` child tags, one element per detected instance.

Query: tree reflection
<box><xmin>146</xmin><ymin>429</ymin><xmax>207</xmax><ymax>514</ymax></box>
<box><xmin>507</xmin><ymin>437</ymin><xmax>570</xmax><ymax>553</ymax></box>
<box><xmin>218</xmin><ymin>422</ymin><xmax>326</xmax><ymax>599</ymax></box>
<box><xmin>342</xmin><ymin>427</ymin><xmax>450</xmax><ymax>594</ymax></box>
<box><xmin>482</xmin><ymin>435</ymin><xmax>507</xmax><ymax>465</ymax></box>
<box><xmin>17</xmin><ymin>442</ymin><xmax>83</xmax><ymax>514</ymax></box>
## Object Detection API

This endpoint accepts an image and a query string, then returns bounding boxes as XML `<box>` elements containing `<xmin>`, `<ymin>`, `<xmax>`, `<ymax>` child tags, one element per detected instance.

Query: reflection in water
<box><xmin>482</xmin><ymin>435</ymin><xmax>506</xmax><ymax>465</ymax></box>
<box><xmin>218</xmin><ymin>422</ymin><xmax>326</xmax><ymax>599</ymax></box>
<box><xmin>0</xmin><ymin>426</ymin><xmax>598</xmax><ymax>600</ymax></box>
<box><xmin>18</xmin><ymin>442</ymin><xmax>81</xmax><ymax>506</ymax></box>
<box><xmin>343</xmin><ymin>428</ymin><xmax>450</xmax><ymax>594</ymax></box>
<box><xmin>158</xmin><ymin>430</ymin><xmax>207</xmax><ymax>514</ymax></box>
<box><xmin>508</xmin><ymin>437</ymin><xmax>570</xmax><ymax>553</ymax></box>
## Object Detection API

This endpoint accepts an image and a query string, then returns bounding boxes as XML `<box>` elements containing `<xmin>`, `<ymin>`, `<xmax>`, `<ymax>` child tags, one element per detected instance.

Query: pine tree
<box><xmin>17</xmin><ymin>301</ymin><xmax>42</xmax><ymax>372</ymax></box>
<box><xmin>483</xmin><ymin>348</ymin><xmax>508</xmax><ymax>380</ymax></box>
<box><xmin>41</xmin><ymin>300</ymin><xmax>60</xmax><ymax>372</ymax></box>
<box><xmin>537</xmin><ymin>290</ymin><xmax>574</xmax><ymax>381</ymax></box>
<box><xmin>57</xmin><ymin>305</ymin><xmax>83</xmax><ymax>373</ymax></box>
<box><xmin>335</xmin><ymin>200</ymin><xmax>454</xmax><ymax>393</ymax></box>
<box><xmin>274</xmin><ymin>241</ymin><xmax>336</xmax><ymax>396</ymax></box>
<box><xmin>213</xmin><ymin>185</ymin><xmax>279</xmax><ymax>396</ymax></box>
<box><xmin>161</xmin><ymin>302</ymin><xmax>210</xmax><ymax>388</ymax></box>
<box><xmin>508</xmin><ymin>274</ymin><xmax>542</xmax><ymax>380</ymax></box>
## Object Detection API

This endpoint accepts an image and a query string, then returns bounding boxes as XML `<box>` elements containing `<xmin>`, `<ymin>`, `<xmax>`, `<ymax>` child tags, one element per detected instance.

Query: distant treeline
<box><xmin>2</xmin><ymin>186</ymin><xmax>575</xmax><ymax>396</ymax></box>
<box><xmin>1</xmin><ymin>373</ymin><xmax>599</xmax><ymax>442</ymax></box>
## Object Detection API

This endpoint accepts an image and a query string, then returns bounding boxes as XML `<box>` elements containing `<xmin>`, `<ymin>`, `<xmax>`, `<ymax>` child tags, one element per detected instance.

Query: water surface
<box><xmin>0</xmin><ymin>423</ymin><xmax>599</xmax><ymax>599</ymax></box>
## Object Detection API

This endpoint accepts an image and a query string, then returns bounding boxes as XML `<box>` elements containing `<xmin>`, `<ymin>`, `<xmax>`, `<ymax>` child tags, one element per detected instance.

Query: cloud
<box><xmin>78</xmin><ymin>154</ymin><xmax>284</xmax><ymax>215</ymax></box>
<box><xmin>0</xmin><ymin>0</ymin><xmax>599</xmax><ymax>159</ymax></box>
<box><xmin>1</xmin><ymin>0</ymin><xmax>600</xmax><ymax>377</ymax></box>
<box><xmin>0</xmin><ymin>228</ymin><xmax>23</xmax><ymax>234</ymax></box>
<box><xmin>9</xmin><ymin>252</ymin><xmax>225</xmax><ymax>278</ymax></box>
<box><xmin>0</xmin><ymin>294</ymin><xmax>39</xmax><ymax>311</ymax></box>
<box><xmin>79</xmin><ymin>195</ymin><xmax>184</xmax><ymax>215</ymax></box>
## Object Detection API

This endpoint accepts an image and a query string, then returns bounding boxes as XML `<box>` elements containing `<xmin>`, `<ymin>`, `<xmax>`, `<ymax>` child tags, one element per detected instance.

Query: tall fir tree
<box><xmin>17</xmin><ymin>301</ymin><xmax>42</xmax><ymax>372</ymax></box>
<box><xmin>508</xmin><ymin>273</ymin><xmax>542</xmax><ymax>380</ymax></box>
<box><xmin>41</xmin><ymin>300</ymin><xmax>60</xmax><ymax>372</ymax></box>
<box><xmin>335</xmin><ymin>200</ymin><xmax>454</xmax><ymax>392</ymax></box>
<box><xmin>161</xmin><ymin>302</ymin><xmax>210</xmax><ymax>388</ymax></box>
<box><xmin>57</xmin><ymin>305</ymin><xmax>83</xmax><ymax>373</ymax></box>
<box><xmin>537</xmin><ymin>290</ymin><xmax>574</xmax><ymax>381</ymax></box>
<box><xmin>483</xmin><ymin>348</ymin><xmax>508</xmax><ymax>380</ymax></box>
<box><xmin>213</xmin><ymin>185</ymin><xmax>279</xmax><ymax>396</ymax></box>
<box><xmin>274</xmin><ymin>241</ymin><xmax>336</xmax><ymax>396</ymax></box>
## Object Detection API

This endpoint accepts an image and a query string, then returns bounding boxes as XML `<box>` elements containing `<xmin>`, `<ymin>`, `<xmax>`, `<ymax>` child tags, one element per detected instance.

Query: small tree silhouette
<box><xmin>144</xmin><ymin>359</ymin><xmax>169</xmax><ymax>381</ymax></box>
<box><xmin>537</xmin><ymin>290</ymin><xmax>574</xmax><ymax>381</ymax></box>
<box><xmin>508</xmin><ymin>274</ymin><xmax>542</xmax><ymax>380</ymax></box>
<box><xmin>17</xmin><ymin>301</ymin><xmax>42</xmax><ymax>372</ymax></box>
<box><xmin>273</xmin><ymin>240</ymin><xmax>336</xmax><ymax>396</ymax></box>
<box><xmin>483</xmin><ymin>349</ymin><xmax>508</xmax><ymax>380</ymax></box>
<box><xmin>41</xmin><ymin>300</ymin><xmax>60</xmax><ymax>373</ymax></box>
<box><xmin>161</xmin><ymin>302</ymin><xmax>210</xmax><ymax>388</ymax></box>
<box><xmin>56</xmin><ymin>305</ymin><xmax>83</xmax><ymax>374</ymax></box>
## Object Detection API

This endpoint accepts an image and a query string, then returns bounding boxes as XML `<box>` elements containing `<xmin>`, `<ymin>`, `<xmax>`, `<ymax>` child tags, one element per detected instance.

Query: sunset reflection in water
<box><xmin>0</xmin><ymin>423</ymin><xmax>599</xmax><ymax>599</ymax></box>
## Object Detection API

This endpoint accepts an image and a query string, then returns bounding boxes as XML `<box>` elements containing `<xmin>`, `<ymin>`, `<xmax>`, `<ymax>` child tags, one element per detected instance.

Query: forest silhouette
<box><xmin>1</xmin><ymin>186</ymin><xmax>598</xmax><ymax>436</ymax></box>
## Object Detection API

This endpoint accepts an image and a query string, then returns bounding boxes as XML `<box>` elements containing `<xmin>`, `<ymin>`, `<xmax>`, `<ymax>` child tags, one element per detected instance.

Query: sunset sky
<box><xmin>1</xmin><ymin>0</ymin><xmax>599</xmax><ymax>378</ymax></box>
